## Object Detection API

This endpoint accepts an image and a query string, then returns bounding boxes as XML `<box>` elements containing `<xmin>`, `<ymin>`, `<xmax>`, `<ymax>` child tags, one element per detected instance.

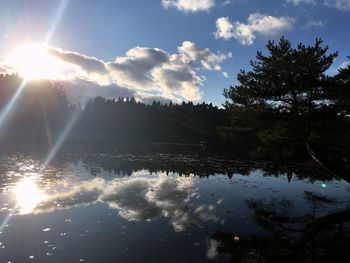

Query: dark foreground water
<box><xmin>0</xmin><ymin>150</ymin><xmax>349</xmax><ymax>263</ymax></box>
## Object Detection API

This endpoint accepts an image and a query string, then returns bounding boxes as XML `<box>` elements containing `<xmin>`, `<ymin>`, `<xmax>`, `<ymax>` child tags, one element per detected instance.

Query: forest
<box><xmin>0</xmin><ymin>37</ymin><xmax>349</xmax><ymax>172</ymax></box>
<box><xmin>0</xmin><ymin>73</ymin><xmax>228</xmax><ymax>146</ymax></box>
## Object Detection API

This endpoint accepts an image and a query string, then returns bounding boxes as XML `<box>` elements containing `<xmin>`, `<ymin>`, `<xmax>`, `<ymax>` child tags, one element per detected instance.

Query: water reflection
<box><xmin>0</xmin><ymin>150</ymin><xmax>349</xmax><ymax>262</ymax></box>
<box><xmin>12</xmin><ymin>176</ymin><xmax>48</xmax><ymax>214</ymax></box>
<box><xmin>30</xmin><ymin>171</ymin><xmax>218</xmax><ymax>232</ymax></box>
<box><xmin>209</xmin><ymin>191</ymin><xmax>350</xmax><ymax>262</ymax></box>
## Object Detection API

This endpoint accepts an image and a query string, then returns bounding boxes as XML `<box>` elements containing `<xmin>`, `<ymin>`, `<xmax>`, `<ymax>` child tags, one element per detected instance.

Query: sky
<box><xmin>0</xmin><ymin>0</ymin><xmax>349</xmax><ymax>106</ymax></box>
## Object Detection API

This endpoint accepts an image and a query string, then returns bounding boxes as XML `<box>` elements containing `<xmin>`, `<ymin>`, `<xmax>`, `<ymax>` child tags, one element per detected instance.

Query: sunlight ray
<box><xmin>0</xmin><ymin>212</ymin><xmax>13</xmax><ymax>235</ymax></box>
<box><xmin>44</xmin><ymin>0</ymin><xmax>70</xmax><ymax>45</ymax></box>
<box><xmin>40</xmin><ymin>109</ymin><xmax>80</xmax><ymax>171</ymax></box>
<box><xmin>0</xmin><ymin>80</ymin><xmax>26</xmax><ymax>128</ymax></box>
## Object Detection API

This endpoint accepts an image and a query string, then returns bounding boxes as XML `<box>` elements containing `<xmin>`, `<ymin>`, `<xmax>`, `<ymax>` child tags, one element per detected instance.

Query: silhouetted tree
<box><xmin>0</xmin><ymin>74</ymin><xmax>72</xmax><ymax>145</ymax></box>
<box><xmin>223</xmin><ymin>37</ymin><xmax>349</xmax><ymax>171</ymax></box>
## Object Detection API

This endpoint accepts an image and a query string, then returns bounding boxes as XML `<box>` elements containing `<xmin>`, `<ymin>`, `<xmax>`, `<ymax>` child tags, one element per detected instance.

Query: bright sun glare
<box><xmin>12</xmin><ymin>177</ymin><xmax>48</xmax><ymax>214</ymax></box>
<box><xmin>6</xmin><ymin>43</ymin><xmax>63</xmax><ymax>80</ymax></box>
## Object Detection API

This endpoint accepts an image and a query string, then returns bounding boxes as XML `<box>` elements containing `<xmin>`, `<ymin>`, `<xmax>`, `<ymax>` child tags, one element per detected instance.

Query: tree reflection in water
<box><xmin>211</xmin><ymin>192</ymin><xmax>350</xmax><ymax>262</ymax></box>
<box><xmin>0</xmin><ymin>150</ymin><xmax>349</xmax><ymax>262</ymax></box>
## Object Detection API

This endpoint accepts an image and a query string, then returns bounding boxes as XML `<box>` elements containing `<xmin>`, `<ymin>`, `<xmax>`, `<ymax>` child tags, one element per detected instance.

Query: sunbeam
<box><xmin>44</xmin><ymin>0</ymin><xmax>70</xmax><ymax>46</ymax></box>
<box><xmin>41</xmin><ymin>108</ymin><xmax>80</xmax><ymax>171</ymax></box>
<box><xmin>0</xmin><ymin>80</ymin><xmax>26</xmax><ymax>128</ymax></box>
<box><xmin>0</xmin><ymin>212</ymin><xmax>12</xmax><ymax>236</ymax></box>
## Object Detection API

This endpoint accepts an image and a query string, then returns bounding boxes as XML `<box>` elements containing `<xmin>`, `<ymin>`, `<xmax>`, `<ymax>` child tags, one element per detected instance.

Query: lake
<box><xmin>0</xmin><ymin>149</ymin><xmax>349</xmax><ymax>262</ymax></box>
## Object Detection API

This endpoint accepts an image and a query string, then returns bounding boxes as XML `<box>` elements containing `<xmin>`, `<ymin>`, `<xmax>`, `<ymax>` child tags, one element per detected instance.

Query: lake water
<box><xmin>0</xmin><ymin>150</ymin><xmax>349</xmax><ymax>262</ymax></box>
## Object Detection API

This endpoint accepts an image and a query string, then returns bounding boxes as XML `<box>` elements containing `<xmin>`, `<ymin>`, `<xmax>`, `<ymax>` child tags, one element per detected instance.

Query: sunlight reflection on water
<box><xmin>12</xmin><ymin>175</ymin><xmax>48</xmax><ymax>215</ymax></box>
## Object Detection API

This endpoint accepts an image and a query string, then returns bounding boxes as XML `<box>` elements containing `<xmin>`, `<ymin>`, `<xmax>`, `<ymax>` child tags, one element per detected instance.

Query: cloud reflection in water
<box><xmin>29</xmin><ymin>171</ymin><xmax>218</xmax><ymax>232</ymax></box>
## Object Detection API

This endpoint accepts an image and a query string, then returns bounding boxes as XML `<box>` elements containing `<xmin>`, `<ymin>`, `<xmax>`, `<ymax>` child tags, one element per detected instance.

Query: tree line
<box><xmin>0</xmin><ymin>74</ymin><xmax>228</xmax><ymax>146</ymax></box>
<box><xmin>71</xmin><ymin>96</ymin><xmax>228</xmax><ymax>144</ymax></box>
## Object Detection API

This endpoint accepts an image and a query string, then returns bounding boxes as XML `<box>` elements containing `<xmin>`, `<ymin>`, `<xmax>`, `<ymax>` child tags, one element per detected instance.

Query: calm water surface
<box><xmin>0</xmin><ymin>150</ymin><xmax>349</xmax><ymax>262</ymax></box>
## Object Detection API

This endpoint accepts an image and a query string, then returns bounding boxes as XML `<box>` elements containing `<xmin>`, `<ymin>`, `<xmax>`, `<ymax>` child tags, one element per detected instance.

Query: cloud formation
<box><xmin>0</xmin><ymin>41</ymin><xmax>228</xmax><ymax>104</ymax></box>
<box><xmin>287</xmin><ymin>0</ymin><xmax>350</xmax><ymax>10</ymax></box>
<box><xmin>325</xmin><ymin>0</ymin><xmax>350</xmax><ymax>10</ymax></box>
<box><xmin>215</xmin><ymin>14</ymin><xmax>295</xmax><ymax>45</ymax></box>
<box><xmin>104</xmin><ymin>44</ymin><xmax>207</xmax><ymax>101</ymax></box>
<box><xmin>48</xmin><ymin>48</ymin><xmax>107</xmax><ymax>75</ymax></box>
<box><xmin>106</xmin><ymin>47</ymin><xmax>170</xmax><ymax>92</ymax></box>
<box><xmin>287</xmin><ymin>0</ymin><xmax>316</xmax><ymax>5</ymax></box>
<box><xmin>1</xmin><ymin>41</ymin><xmax>229</xmax><ymax>103</ymax></box>
<box><xmin>62</xmin><ymin>78</ymin><xmax>136</xmax><ymax>105</ymax></box>
<box><xmin>178</xmin><ymin>41</ymin><xmax>228</xmax><ymax>71</ymax></box>
<box><xmin>305</xmin><ymin>19</ymin><xmax>326</xmax><ymax>28</ymax></box>
<box><xmin>47</xmin><ymin>42</ymin><xmax>228</xmax><ymax>102</ymax></box>
<box><xmin>47</xmin><ymin>47</ymin><xmax>111</xmax><ymax>86</ymax></box>
<box><xmin>162</xmin><ymin>0</ymin><xmax>215</xmax><ymax>12</ymax></box>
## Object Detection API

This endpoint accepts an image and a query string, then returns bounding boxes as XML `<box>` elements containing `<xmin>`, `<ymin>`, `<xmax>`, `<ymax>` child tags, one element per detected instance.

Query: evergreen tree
<box><xmin>332</xmin><ymin>56</ymin><xmax>350</xmax><ymax>114</ymax></box>
<box><xmin>223</xmin><ymin>37</ymin><xmax>342</xmax><ymax>162</ymax></box>
<box><xmin>0</xmin><ymin>75</ymin><xmax>72</xmax><ymax>145</ymax></box>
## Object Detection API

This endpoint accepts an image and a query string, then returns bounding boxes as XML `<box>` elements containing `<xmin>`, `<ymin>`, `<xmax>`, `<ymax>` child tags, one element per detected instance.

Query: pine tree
<box><xmin>223</xmin><ymin>37</ymin><xmax>339</xmax><ymax>161</ymax></box>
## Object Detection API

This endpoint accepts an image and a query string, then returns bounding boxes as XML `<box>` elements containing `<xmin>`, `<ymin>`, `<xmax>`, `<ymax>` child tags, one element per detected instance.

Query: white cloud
<box><xmin>324</xmin><ymin>0</ymin><xmax>350</xmax><ymax>10</ymax></box>
<box><xmin>106</xmin><ymin>44</ymin><xmax>208</xmax><ymax>101</ymax></box>
<box><xmin>178</xmin><ymin>41</ymin><xmax>229</xmax><ymax>71</ymax></box>
<box><xmin>215</xmin><ymin>14</ymin><xmax>295</xmax><ymax>45</ymax></box>
<box><xmin>149</xmin><ymin>54</ymin><xmax>204</xmax><ymax>100</ymax></box>
<box><xmin>305</xmin><ymin>20</ymin><xmax>326</xmax><ymax>27</ymax></box>
<box><xmin>62</xmin><ymin>78</ymin><xmax>136</xmax><ymax>106</ymax></box>
<box><xmin>47</xmin><ymin>47</ymin><xmax>107</xmax><ymax>75</ymax></box>
<box><xmin>287</xmin><ymin>0</ymin><xmax>350</xmax><ymax>10</ymax></box>
<box><xmin>287</xmin><ymin>0</ymin><xmax>316</xmax><ymax>5</ymax></box>
<box><xmin>47</xmin><ymin>47</ymin><xmax>111</xmax><ymax>85</ymax></box>
<box><xmin>106</xmin><ymin>47</ymin><xmax>170</xmax><ymax>92</ymax></box>
<box><xmin>1</xmin><ymin>41</ymin><xmax>230</xmax><ymax>103</ymax></box>
<box><xmin>162</xmin><ymin>0</ymin><xmax>215</xmax><ymax>12</ymax></box>
<box><xmin>5</xmin><ymin>41</ymin><xmax>229</xmax><ymax>103</ymax></box>
<box><xmin>215</xmin><ymin>17</ymin><xmax>235</xmax><ymax>40</ymax></box>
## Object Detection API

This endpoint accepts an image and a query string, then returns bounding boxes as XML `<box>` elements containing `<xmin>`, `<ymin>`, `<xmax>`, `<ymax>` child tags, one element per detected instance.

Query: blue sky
<box><xmin>0</xmin><ymin>0</ymin><xmax>349</xmax><ymax>106</ymax></box>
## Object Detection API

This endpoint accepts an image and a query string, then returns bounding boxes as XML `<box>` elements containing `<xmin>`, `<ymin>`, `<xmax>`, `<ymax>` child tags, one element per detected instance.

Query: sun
<box><xmin>6</xmin><ymin>43</ymin><xmax>64</xmax><ymax>80</ymax></box>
